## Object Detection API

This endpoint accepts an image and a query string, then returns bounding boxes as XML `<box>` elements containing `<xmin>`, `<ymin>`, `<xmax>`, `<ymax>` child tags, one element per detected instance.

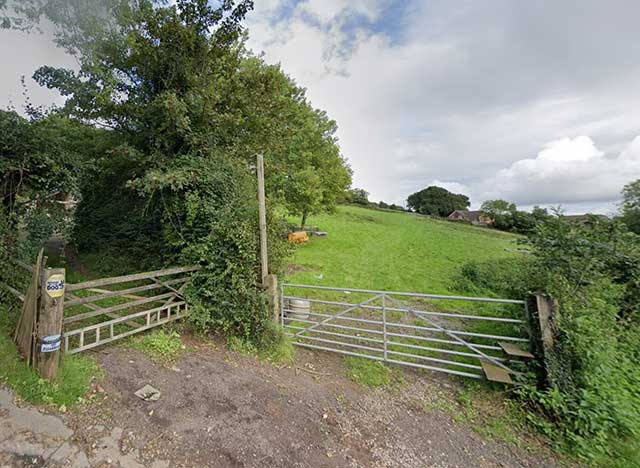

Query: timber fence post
<box><xmin>37</xmin><ymin>267</ymin><xmax>66</xmax><ymax>380</ymax></box>
<box><xmin>256</xmin><ymin>154</ymin><xmax>269</xmax><ymax>286</ymax></box>
<box><xmin>533</xmin><ymin>292</ymin><xmax>559</xmax><ymax>386</ymax></box>
<box><xmin>265</xmin><ymin>274</ymin><xmax>279</xmax><ymax>322</ymax></box>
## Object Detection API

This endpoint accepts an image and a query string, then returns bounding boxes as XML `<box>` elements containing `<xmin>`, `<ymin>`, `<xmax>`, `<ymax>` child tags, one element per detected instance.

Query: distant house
<box><xmin>448</xmin><ymin>210</ymin><xmax>493</xmax><ymax>226</ymax></box>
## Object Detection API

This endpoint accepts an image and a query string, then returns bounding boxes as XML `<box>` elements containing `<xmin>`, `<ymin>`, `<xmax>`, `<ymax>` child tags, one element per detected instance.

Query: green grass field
<box><xmin>287</xmin><ymin>205</ymin><xmax>520</xmax><ymax>295</ymax></box>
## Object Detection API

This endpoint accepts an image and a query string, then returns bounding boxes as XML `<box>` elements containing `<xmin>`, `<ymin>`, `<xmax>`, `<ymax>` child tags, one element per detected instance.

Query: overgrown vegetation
<box><xmin>457</xmin><ymin>216</ymin><xmax>640</xmax><ymax>465</ymax></box>
<box><xmin>227</xmin><ymin>321</ymin><xmax>295</xmax><ymax>364</ymax></box>
<box><xmin>0</xmin><ymin>0</ymin><xmax>351</xmax><ymax>349</ymax></box>
<box><xmin>0</xmin><ymin>308</ymin><xmax>101</xmax><ymax>407</ymax></box>
<box><xmin>481</xmin><ymin>199</ymin><xmax>552</xmax><ymax>234</ymax></box>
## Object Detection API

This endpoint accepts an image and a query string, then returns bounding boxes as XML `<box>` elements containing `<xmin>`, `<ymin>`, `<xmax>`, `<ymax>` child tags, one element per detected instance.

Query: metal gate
<box><xmin>281</xmin><ymin>284</ymin><xmax>534</xmax><ymax>383</ymax></box>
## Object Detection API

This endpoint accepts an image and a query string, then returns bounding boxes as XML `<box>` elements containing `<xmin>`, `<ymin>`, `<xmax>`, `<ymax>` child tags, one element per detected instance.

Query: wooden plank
<box><xmin>64</xmin><ymin>278</ymin><xmax>187</xmax><ymax>307</ymax></box>
<box><xmin>536</xmin><ymin>294</ymin><xmax>556</xmax><ymax>352</ymax></box>
<box><xmin>67</xmin><ymin>265</ymin><xmax>201</xmax><ymax>291</ymax></box>
<box><xmin>14</xmin><ymin>250</ymin><xmax>44</xmax><ymax>366</ymax></box>
<box><xmin>159</xmin><ymin>281</ymin><xmax>189</xmax><ymax>308</ymax></box>
<box><xmin>0</xmin><ymin>282</ymin><xmax>25</xmax><ymax>302</ymax></box>
<box><xmin>480</xmin><ymin>359</ymin><xmax>513</xmax><ymax>384</ymax></box>
<box><xmin>499</xmin><ymin>341</ymin><xmax>534</xmax><ymax>359</ymax></box>
<box><xmin>152</xmin><ymin>277</ymin><xmax>185</xmax><ymax>299</ymax></box>
<box><xmin>65</xmin><ymin>304</ymin><xmax>187</xmax><ymax>354</ymax></box>
<box><xmin>65</xmin><ymin>291</ymin><xmax>143</xmax><ymax>329</ymax></box>
<box><xmin>88</xmin><ymin>288</ymin><xmax>146</xmax><ymax>300</ymax></box>
<box><xmin>64</xmin><ymin>302</ymin><xmax>186</xmax><ymax>335</ymax></box>
<box><xmin>62</xmin><ymin>292</ymin><xmax>176</xmax><ymax>324</ymax></box>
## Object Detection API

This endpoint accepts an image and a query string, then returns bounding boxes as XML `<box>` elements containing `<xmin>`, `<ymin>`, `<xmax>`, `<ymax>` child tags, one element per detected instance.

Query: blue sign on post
<box><xmin>41</xmin><ymin>334</ymin><xmax>61</xmax><ymax>353</ymax></box>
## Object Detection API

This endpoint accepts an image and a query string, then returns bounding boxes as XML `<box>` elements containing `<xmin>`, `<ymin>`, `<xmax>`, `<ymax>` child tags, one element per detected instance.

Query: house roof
<box><xmin>448</xmin><ymin>210</ymin><xmax>485</xmax><ymax>222</ymax></box>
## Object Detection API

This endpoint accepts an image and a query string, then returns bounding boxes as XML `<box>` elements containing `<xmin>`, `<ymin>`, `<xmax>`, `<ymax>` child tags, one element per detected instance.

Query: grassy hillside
<box><xmin>287</xmin><ymin>205</ymin><xmax>520</xmax><ymax>295</ymax></box>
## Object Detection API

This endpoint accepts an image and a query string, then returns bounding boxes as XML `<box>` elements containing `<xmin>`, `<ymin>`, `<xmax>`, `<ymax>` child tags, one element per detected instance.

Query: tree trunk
<box><xmin>301</xmin><ymin>211</ymin><xmax>308</xmax><ymax>229</ymax></box>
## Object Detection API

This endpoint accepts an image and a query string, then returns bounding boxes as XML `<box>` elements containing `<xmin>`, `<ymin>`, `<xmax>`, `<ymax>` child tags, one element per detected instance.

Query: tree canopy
<box><xmin>407</xmin><ymin>186</ymin><xmax>469</xmax><ymax>217</ymax></box>
<box><xmin>0</xmin><ymin>0</ymin><xmax>351</xmax><ymax>341</ymax></box>
<box><xmin>480</xmin><ymin>199</ymin><xmax>516</xmax><ymax>218</ymax></box>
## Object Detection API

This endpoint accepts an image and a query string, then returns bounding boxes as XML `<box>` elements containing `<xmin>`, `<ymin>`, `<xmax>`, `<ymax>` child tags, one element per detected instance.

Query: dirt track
<box><xmin>43</xmin><ymin>335</ymin><xmax>559</xmax><ymax>468</ymax></box>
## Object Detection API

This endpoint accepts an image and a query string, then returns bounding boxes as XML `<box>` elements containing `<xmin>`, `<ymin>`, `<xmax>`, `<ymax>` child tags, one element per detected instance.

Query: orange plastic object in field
<box><xmin>288</xmin><ymin>231</ymin><xmax>309</xmax><ymax>244</ymax></box>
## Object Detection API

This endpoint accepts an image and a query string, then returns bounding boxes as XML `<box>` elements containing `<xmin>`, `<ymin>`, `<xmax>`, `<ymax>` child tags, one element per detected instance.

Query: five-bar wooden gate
<box><xmin>2</xmin><ymin>253</ymin><xmax>201</xmax><ymax>378</ymax></box>
<box><xmin>62</xmin><ymin>265</ymin><xmax>201</xmax><ymax>354</ymax></box>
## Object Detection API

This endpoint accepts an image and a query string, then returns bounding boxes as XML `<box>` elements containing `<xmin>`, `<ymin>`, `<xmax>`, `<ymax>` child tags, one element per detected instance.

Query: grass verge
<box><xmin>415</xmin><ymin>381</ymin><xmax>544</xmax><ymax>453</ymax></box>
<box><xmin>0</xmin><ymin>316</ymin><xmax>101</xmax><ymax>407</ymax></box>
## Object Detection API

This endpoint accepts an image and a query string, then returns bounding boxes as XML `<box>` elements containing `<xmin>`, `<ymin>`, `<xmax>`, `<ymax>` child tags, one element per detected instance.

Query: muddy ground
<box><xmin>25</xmin><ymin>334</ymin><xmax>560</xmax><ymax>468</ymax></box>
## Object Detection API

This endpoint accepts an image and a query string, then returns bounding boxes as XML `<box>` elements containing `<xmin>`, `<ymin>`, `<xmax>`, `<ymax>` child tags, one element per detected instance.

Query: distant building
<box><xmin>447</xmin><ymin>210</ymin><xmax>493</xmax><ymax>226</ymax></box>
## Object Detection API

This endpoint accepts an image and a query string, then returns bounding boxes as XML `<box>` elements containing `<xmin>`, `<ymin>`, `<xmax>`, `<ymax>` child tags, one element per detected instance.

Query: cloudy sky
<box><xmin>3</xmin><ymin>0</ymin><xmax>640</xmax><ymax>213</ymax></box>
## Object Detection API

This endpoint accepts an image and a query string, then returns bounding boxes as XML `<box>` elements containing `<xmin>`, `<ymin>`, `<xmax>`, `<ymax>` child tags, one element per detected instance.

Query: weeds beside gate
<box><xmin>281</xmin><ymin>284</ymin><xmax>534</xmax><ymax>383</ymax></box>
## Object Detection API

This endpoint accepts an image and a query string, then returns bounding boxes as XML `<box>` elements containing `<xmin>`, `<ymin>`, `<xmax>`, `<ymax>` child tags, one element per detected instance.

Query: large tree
<box><xmin>347</xmin><ymin>188</ymin><xmax>370</xmax><ymax>206</ymax></box>
<box><xmin>0</xmin><ymin>109</ymin><xmax>108</xmax><ymax>248</ymax></box>
<box><xmin>3</xmin><ymin>0</ymin><xmax>351</xmax><ymax>339</ymax></box>
<box><xmin>480</xmin><ymin>199</ymin><xmax>516</xmax><ymax>218</ymax></box>
<box><xmin>6</xmin><ymin>0</ymin><xmax>350</xmax><ymax>230</ymax></box>
<box><xmin>407</xmin><ymin>186</ymin><xmax>469</xmax><ymax>217</ymax></box>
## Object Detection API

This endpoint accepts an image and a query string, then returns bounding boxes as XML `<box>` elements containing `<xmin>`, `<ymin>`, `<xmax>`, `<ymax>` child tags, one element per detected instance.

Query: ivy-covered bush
<box><xmin>135</xmin><ymin>154</ymin><xmax>291</xmax><ymax>339</ymax></box>
<box><xmin>456</xmin><ymin>216</ymin><xmax>640</xmax><ymax>463</ymax></box>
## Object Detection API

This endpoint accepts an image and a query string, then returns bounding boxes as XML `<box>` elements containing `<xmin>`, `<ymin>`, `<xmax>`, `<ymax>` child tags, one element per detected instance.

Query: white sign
<box><xmin>46</xmin><ymin>274</ymin><xmax>65</xmax><ymax>298</ymax></box>
<box><xmin>41</xmin><ymin>335</ymin><xmax>61</xmax><ymax>353</ymax></box>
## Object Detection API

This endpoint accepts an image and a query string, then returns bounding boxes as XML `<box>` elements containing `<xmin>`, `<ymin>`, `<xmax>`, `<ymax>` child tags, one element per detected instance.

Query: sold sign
<box><xmin>45</xmin><ymin>274</ymin><xmax>65</xmax><ymax>298</ymax></box>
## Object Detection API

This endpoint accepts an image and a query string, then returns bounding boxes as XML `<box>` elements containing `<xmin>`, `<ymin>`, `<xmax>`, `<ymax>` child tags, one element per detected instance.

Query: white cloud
<box><xmin>481</xmin><ymin>136</ymin><xmax>640</xmax><ymax>206</ymax></box>
<box><xmin>3</xmin><ymin>1</ymin><xmax>640</xmax><ymax>216</ymax></box>
<box><xmin>0</xmin><ymin>23</ymin><xmax>77</xmax><ymax>111</ymax></box>
<box><xmin>298</xmin><ymin>0</ymin><xmax>386</xmax><ymax>24</ymax></box>
<box><xmin>433</xmin><ymin>135</ymin><xmax>640</xmax><ymax>213</ymax></box>
<box><xmin>245</xmin><ymin>1</ymin><xmax>640</xmax><ymax>213</ymax></box>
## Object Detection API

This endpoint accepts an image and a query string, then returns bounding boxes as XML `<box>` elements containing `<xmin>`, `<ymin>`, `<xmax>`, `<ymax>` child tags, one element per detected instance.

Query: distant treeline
<box><xmin>342</xmin><ymin>188</ymin><xmax>407</xmax><ymax>212</ymax></box>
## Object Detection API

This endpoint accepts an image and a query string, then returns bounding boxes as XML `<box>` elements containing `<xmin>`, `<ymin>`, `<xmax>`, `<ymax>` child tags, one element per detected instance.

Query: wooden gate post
<box><xmin>264</xmin><ymin>274</ymin><xmax>279</xmax><ymax>321</ymax></box>
<box><xmin>256</xmin><ymin>154</ymin><xmax>269</xmax><ymax>286</ymax></box>
<box><xmin>535</xmin><ymin>293</ymin><xmax>557</xmax><ymax>355</ymax></box>
<box><xmin>37</xmin><ymin>268</ymin><xmax>66</xmax><ymax>380</ymax></box>
<box><xmin>534</xmin><ymin>293</ymin><xmax>559</xmax><ymax>386</ymax></box>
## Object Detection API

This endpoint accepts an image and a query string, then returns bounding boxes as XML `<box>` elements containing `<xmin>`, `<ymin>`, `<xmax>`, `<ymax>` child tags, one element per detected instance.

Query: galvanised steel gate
<box><xmin>281</xmin><ymin>284</ymin><xmax>534</xmax><ymax>383</ymax></box>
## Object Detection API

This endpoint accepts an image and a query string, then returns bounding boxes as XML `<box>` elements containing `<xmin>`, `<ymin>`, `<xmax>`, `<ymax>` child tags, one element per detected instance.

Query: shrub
<box><xmin>454</xmin><ymin>257</ymin><xmax>534</xmax><ymax>299</ymax></box>
<box><xmin>456</xmin><ymin>216</ymin><xmax>640</xmax><ymax>463</ymax></box>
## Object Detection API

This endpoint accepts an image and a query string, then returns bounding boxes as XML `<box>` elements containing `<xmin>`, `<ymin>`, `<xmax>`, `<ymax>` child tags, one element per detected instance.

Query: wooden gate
<box><xmin>2</xmin><ymin>252</ymin><xmax>200</xmax><ymax>378</ymax></box>
<box><xmin>3</xmin><ymin>250</ymin><xmax>66</xmax><ymax>379</ymax></box>
<box><xmin>62</xmin><ymin>265</ymin><xmax>201</xmax><ymax>354</ymax></box>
